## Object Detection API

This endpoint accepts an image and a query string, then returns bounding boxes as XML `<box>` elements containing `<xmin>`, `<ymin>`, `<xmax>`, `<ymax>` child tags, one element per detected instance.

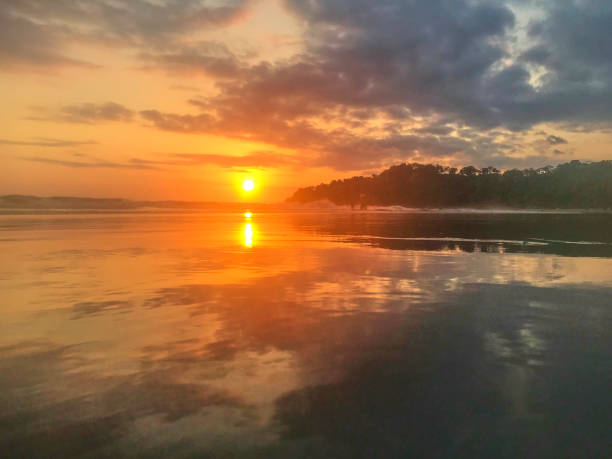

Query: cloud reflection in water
<box><xmin>0</xmin><ymin>211</ymin><xmax>611</xmax><ymax>457</ymax></box>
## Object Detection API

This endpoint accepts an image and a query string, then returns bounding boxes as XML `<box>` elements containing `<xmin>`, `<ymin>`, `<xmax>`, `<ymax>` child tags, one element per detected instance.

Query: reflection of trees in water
<box><xmin>351</xmin><ymin>237</ymin><xmax>612</xmax><ymax>257</ymax></box>
<box><xmin>290</xmin><ymin>212</ymin><xmax>612</xmax><ymax>257</ymax></box>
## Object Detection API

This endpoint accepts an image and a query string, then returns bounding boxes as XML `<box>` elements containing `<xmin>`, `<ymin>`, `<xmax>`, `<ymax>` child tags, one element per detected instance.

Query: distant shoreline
<box><xmin>1</xmin><ymin>195</ymin><xmax>610</xmax><ymax>215</ymax></box>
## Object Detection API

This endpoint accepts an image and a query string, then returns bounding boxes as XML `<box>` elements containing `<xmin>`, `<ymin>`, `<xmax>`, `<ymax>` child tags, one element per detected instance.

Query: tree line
<box><xmin>287</xmin><ymin>160</ymin><xmax>612</xmax><ymax>209</ymax></box>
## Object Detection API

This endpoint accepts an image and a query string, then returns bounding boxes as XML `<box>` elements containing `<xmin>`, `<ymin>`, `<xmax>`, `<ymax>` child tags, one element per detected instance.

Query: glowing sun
<box><xmin>242</xmin><ymin>179</ymin><xmax>256</xmax><ymax>192</ymax></box>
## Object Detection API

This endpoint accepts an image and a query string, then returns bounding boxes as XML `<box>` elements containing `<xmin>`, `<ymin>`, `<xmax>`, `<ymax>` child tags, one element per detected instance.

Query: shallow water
<box><xmin>1</xmin><ymin>211</ymin><xmax>611</xmax><ymax>458</ymax></box>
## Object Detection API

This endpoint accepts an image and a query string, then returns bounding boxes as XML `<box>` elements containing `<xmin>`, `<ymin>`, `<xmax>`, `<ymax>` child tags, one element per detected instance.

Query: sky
<box><xmin>1</xmin><ymin>0</ymin><xmax>612</xmax><ymax>202</ymax></box>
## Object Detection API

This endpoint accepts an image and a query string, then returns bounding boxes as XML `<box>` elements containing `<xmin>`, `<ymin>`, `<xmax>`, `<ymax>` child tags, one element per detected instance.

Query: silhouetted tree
<box><xmin>287</xmin><ymin>160</ymin><xmax>612</xmax><ymax>209</ymax></box>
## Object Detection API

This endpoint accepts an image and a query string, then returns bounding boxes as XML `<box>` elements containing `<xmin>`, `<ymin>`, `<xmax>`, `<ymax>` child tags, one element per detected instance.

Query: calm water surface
<box><xmin>1</xmin><ymin>211</ymin><xmax>611</xmax><ymax>458</ymax></box>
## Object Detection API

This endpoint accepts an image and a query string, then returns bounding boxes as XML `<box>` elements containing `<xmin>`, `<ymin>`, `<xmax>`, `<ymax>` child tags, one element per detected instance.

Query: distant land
<box><xmin>2</xmin><ymin>160</ymin><xmax>611</xmax><ymax>212</ymax></box>
<box><xmin>0</xmin><ymin>195</ymin><xmax>276</xmax><ymax>212</ymax></box>
<box><xmin>288</xmin><ymin>160</ymin><xmax>612</xmax><ymax>209</ymax></box>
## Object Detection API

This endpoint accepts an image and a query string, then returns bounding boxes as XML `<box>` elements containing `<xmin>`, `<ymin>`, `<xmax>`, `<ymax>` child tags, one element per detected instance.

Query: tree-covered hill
<box><xmin>287</xmin><ymin>160</ymin><xmax>612</xmax><ymax>209</ymax></box>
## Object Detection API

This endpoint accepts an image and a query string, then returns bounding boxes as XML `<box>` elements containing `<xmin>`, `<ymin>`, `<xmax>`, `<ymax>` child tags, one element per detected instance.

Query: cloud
<box><xmin>169</xmin><ymin>151</ymin><xmax>297</xmax><ymax>168</ymax></box>
<box><xmin>138</xmin><ymin>41</ymin><xmax>248</xmax><ymax>78</ymax></box>
<box><xmin>140</xmin><ymin>109</ymin><xmax>215</xmax><ymax>132</ymax></box>
<box><xmin>506</xmin><ymin>0</ymin><xmax>612</xmax><ymax>127</ymax></box>
<box><xmin>30</xmin><ymin>102</ymin><xmax>134</xmax><ymax>124</ymax></box>
<box><xmin>0</xmin><ymin>137</ymin><xmax>97</xmax><ymax>147</ymax></box>
<box><xmin>21</xmin><ymin>156</ymin><xmax>159</xmax><ymax>170</ymax></box>
<box><xmin>140</xmin><ymin>50</ymin><xmax>244</xmax><ymax>78</ymax></box>
<box><xmin>138</xmin><ymin>102</ymin><xmax>526</xmax><ymax>170</ymax></box>
<box><xmin>1</xmin><ymin>0</ymin><xmax>252</xmax><ymax>43</ymax></box>
<box><xmin>131</xmin><ymin>151</ymin><xmax>299</xmax><ymax>169</ymax></box>
<box><xmin>0</xmin><ymin>0</ymin><xmax>252</xmax><ymax>70</ymax></box>
<box><xmin>546</xmin><ymin>135</ymin><xmax>568</xmax><ymax>145</ymax></box>
<box><xmin>8</xmin><ymin>0</ymin><xmax>612</xmax><ymax>171</ymax></box>
<box><xmin>0</xmin><ymin>9</ymin><xmax>96</xmax><ymax>70</ymax></box>
<box><xmin>131</xmin><ymin>0</ymin><xmax>539</xmax><ymax>169</ymax></box>
<box><xmin>158</xmin><ymin>0</ymin><xmax>611</xmax><ymax>168</ymax></box>
<box><xmin>21</xmin><ymin>150</ymin><xmax>298</xmax><ymax>171</ymax></box>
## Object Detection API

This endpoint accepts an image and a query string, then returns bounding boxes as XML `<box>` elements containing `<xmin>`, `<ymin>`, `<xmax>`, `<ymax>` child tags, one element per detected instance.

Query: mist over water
<box><xmin>1</xmin><ymin>211</ymin><xmax>611</xmax><ymax>458</ymax></box>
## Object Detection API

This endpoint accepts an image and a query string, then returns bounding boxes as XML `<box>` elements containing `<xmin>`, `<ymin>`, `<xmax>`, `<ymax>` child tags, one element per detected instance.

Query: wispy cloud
<box><xmin>0</xmin><ymin>9</ymin><xmax>96</xmax><ymax>70</ymax></box>
<box><xmin>130</xmin><ymin>151</ymin><xmax>298</xmax><ymax>169</ymax></box>
<box><xmin>0</xmin><ymin>0</ymin><xmax>253</xmax><ymax>70</ymax></box>
<box><xmin>21</xmin><ymin>156</ymin><xmax>159</xmax><ymax>170</ymax></box>
<box><xmin>138</xmin><ymin>41</ymin><xmax>248</xmax><ymax>78</ymax></box>
<box><xmin>19</xmin><ymin>149</ymin><xmax>297</xmax><ymax>171</ymax></box>
<box><xmin>29</xmin><ymin>102</ymin><xmax>134</xmax><ymax>124</ymax></box>
<box><xmin>170</xmin><ymin>151</ymin><xmax>297</xmax><ymax>168</ymax></box>
<box><xmin>0</xmin><ymin>137</ymin><xmax>97</xmax><ymax>147</ymax></box>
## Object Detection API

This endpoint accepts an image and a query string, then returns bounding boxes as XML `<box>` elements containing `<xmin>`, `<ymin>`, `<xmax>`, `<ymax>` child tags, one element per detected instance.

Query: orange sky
<box><xmin>1</xmin><ymin>0</ymin><xmax>611</xmax><ymax>202</ymax></box>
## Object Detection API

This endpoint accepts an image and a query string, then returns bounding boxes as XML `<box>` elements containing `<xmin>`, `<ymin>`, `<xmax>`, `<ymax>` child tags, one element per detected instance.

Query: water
<box><xmin>1</xmin><ymin>211</ymin><xmax>611</xmax><ymax>458</ymax></box>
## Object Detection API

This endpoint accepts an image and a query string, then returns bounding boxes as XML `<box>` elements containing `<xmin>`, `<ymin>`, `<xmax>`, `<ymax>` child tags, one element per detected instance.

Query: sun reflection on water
<box><xmin>242</xmin><ymin>212</ymin><xmax>255</xmax><ymax>247</ymax></box>
<box><xmin>244</xmin><ymin>223</ymin><xmax>254</xmax><ymax>247</ymax></box>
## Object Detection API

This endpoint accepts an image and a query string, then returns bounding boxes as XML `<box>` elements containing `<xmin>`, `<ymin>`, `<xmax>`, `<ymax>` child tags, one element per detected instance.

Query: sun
<box><xmin>242</xmin><ymin>179</ymin><xmax>256</xmax><ymax>192</ymax></box>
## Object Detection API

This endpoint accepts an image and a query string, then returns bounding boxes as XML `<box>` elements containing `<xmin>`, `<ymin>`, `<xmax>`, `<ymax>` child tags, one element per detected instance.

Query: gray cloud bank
<box><xmin>6</xmin><ymin>0</ymin><xmax>612</xmax><ymax>170</ymax></box>
<box><xmin>139</xmin><ymin>0</ymin><xmax>612</xmax><ymax>169</ymax></box>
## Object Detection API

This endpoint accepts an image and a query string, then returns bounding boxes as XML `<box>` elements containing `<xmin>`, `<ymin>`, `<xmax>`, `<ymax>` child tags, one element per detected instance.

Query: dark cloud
<box><xmin>7</xmin><ymin>0</ymin><xmax>612</xmax><ymax>170</ymax></box>
<box><xmin>147</xmin><ymin>0</ymin><xmax>609</xmax><ymax>169</ymax></box>
<box><xmin>527</xmin><ymin>1</ymin><xmax>612</xmax><ymax>69</ymax></box>
<box><xmin>256</xmin><ymin>0</ymin><xmax>516</xmax><ymax>123</ymax></box>
<box><xmin>508</xmin><ymin>0</ymin><xmax>612</xmax><ymax>126</ymax></box>
<box><xmin>547</xmin><ymin>135</ymin><xmax>568</xmax><ymax>145</ymax></box>
<box><xmin>519</xmin><ymin>44</ymin><xmax>551</xmax><ymax>65</ymax></box>
<box><xmin>128</xmin><ymin>0</ymin><xmax>527</xmax><ymax>168</ymax></box>
<box><xmin>414</xmin><ymin>125</ymin><xmax>455</xmax><ymax>136</ymax></box>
